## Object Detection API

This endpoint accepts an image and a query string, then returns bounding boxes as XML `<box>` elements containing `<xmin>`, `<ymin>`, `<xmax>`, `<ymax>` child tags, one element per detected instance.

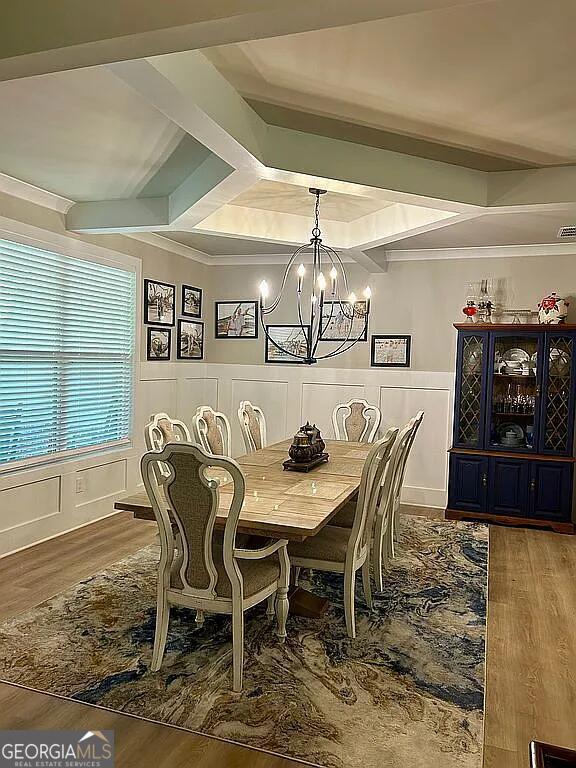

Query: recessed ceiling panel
<box><xmin>158</xmin><ymin>231</ymin><xmax>298</xmax><ymax>256</ymax></box>
<box><xmin>229</xmin><ymin>180</ymin><xmax>391</xmax><ymax>222</ymax></box>
<box><xmin>0</xmin><ymin>67</ymin><xmax>184</xmax><ymax>201</ymax></box>
<box><xmin>207</xmin><ymin>0</ymin><xmax>576</xmax><ymax>165</ymax></box>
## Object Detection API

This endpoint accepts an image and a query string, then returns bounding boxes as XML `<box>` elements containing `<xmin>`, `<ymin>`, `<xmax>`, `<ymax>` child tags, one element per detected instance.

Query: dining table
<box><xmin>114</xmin><ymin>438</ymin><xmax>371</xmax><ymax>616</ymax></box>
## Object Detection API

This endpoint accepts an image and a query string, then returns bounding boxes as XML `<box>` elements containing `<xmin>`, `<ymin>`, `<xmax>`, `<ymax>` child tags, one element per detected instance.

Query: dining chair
<box><xmin>192</xmin><ymin>405</ymin><xmax>231</xmax><ymax>456</ymax></box>
<box><xmin>288</xmin><ymin>428</ymin><xmax>397</xmax><ymax>638</ymax></box>
<box><xmin>141</xmin><ymin>442</ymin><xmax>290</xmax><ymax>692</ymax></box>
<box><xmin>144</xmin><ymin>412</ymin><xmax>192</xmax><ymax>480</ymax></box>
<box><xmin>332</xmin><ymin>399</ymin><xmax>382</xmax><ymax>442</ymax></box>
<box><xmin>238</xmin><ymin>400</ymin><xmax>267</xmax><ymax>453</ymax></box>
<box><xmin>329</xmin><ymin>411</ymin><xmax>425</xmax><ymax>591</ymax></box>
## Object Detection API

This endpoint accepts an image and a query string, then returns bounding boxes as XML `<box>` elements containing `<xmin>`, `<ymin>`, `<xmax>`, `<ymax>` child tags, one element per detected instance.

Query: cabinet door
<box><xmin>488</xmin><ymin>457</ymin><xmax>530</xmax><ymax>517</ymax></box>
<box><xmin>453</xmin><ymin>332</ymin><xmax>488</xmax><ymax>449</ymax></box>
<box><xmin>448</xmin><ymin>453</ymin><xmax>488</xmax><ymax>513</ymax></box>
<box><xmin>538</xmin><ymin>331</ymin><xmax>576</xmax><ymax>456</ymax></box>
<box><xmin>485</xmin><ymin>331</ymin><xmax>542</xmax><ymax>454</ymax></box>
<box><xmin>530</xmin><ymin>461</ymin><xmax>573</xmax><ymax>520</ymax></box>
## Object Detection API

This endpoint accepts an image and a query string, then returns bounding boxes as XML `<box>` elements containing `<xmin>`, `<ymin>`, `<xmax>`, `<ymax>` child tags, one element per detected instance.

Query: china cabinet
<box><xmin>447</xmin><ymin>324</ymin><xmax>576</xmax><ymax>533</ymax></box>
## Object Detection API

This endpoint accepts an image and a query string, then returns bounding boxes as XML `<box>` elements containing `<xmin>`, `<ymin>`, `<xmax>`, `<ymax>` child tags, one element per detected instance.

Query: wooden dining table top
<box><xmin>114</xmin><ymin>439</ymin><xmax>370</xmax><ymax>541</ymax></box>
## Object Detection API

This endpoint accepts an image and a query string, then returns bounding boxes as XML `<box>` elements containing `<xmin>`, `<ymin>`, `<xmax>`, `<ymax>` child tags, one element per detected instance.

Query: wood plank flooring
<box><xmin>0</xmin><ymin>682</ymin><xmax>313</xmax><ymax>768</ymax></box>
<box><xmin>0</xmin><ymin>509</ymin><xmax>575</xmax><ymax>767</ymax></box>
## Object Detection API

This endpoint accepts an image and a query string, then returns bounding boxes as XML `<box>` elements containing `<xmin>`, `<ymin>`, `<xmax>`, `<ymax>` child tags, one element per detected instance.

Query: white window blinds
<box><xmin>0</xmin><ymin>238</ymin><xmax>136</xmax><ymax>468</ymax></box>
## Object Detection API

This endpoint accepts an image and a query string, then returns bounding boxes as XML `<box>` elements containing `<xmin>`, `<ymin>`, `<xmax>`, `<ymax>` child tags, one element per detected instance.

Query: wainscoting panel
<box><xmin>0</xmin><ymin>476</ymin><xmax>61</xmax><ymax>533</ymax></box>
<box><xmin>75</xmin><ymin>460</ymin><xmax>127</xmax><ymax>509</ymax></box>
<box><xmin>301</xmin><ymin>383</ymin><xmax>366</xmax><ymax>438</ymax></box>
<box><xmin>136</xmin><ymin>377</ymin><xmax>179</xmax><ymax>452</ymax></box>
<box><xmin>177</xmin><ymin>376</ymin><xmax>218</xmax><ymax>425</ymax></box>
<box><xmin>230</xmin><ymin>379</ymin><xmax>289</xmax><ymax>456</ymax></box>
<box><xmin>379</xmin><ymin>386</ymin><xmax>451</xmax><ymax>507</ymax></box>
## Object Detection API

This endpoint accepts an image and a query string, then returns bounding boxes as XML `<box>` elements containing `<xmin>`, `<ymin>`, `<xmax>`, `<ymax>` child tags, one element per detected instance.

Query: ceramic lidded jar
<box><xmin>538</xmin><ymin>293</ymin><xmax>569</xmax><ymax>324</ymax></box>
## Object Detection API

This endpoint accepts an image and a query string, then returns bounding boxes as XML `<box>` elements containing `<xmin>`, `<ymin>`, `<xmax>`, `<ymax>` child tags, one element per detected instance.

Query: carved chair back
<box><xmin>332</xmin><ymin>399</ymin><xmax>382</xmax><ymax>442</ymax></box>
<box><xmin>144</xmin><ymin>412</ymin><xmax>193</xmax><ymax>480</ymax></box>
<box><xmin>192</xmin><ymin>405</ymin><xmax>231</xmax><ymax>456</ymax></box>
<box><xmin>237</xmin><ymin>400</ymin><xmax>267</xmax><ymax>453</ymax></box>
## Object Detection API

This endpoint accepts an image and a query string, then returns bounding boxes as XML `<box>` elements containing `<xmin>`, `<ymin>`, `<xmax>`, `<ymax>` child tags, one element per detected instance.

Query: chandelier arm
<box><xmin>266</xmin><ymin>244</ymin><xmax>310</xmax><ymax>313</ymax></box>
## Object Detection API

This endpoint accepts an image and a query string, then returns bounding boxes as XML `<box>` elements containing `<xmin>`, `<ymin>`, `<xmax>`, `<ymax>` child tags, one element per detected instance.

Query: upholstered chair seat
<box><xmin>289</xmin><ymin>525</ymin><xmax>350</xmax><ymax>563</ymax></box>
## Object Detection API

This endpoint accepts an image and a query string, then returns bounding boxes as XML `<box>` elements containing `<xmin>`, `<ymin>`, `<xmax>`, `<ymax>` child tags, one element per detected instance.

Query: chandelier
<box><xmin>259</xmin><ymin>188</ymin><xmax>371</xmax><ymax>365</ymax></box>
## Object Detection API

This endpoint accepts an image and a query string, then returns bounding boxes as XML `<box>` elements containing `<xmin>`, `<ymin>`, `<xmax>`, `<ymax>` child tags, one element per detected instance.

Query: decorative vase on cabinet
<box><xmin>446</xmin><ymin>323</ymin><xmax>576</xmax><ymax>533</ymax></box>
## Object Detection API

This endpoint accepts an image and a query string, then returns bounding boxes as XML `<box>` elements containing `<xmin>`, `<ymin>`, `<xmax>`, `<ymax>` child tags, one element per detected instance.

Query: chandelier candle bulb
<box><xmin>317</xmin><ymin>272</ymin><xmax>326</xmax><ymax>293</ymax></box>
<box><xmin>297</xmin><ymin>263</ymin><xmax>305</xmax><ymax>293</ymax></box>
<box><xmin>330</xmin><ymin>266</ymin><xmax>338</xmax><ymax>294</ymax></box>
<box><xmin>259</xmin><ymin>280</ymin><xmax>269</xmax><ymax>308</ymax></box>
<box><xmin>348</xmin><ymin>291</ymin><xmax>357</xmax><ymax>306</ymax></box>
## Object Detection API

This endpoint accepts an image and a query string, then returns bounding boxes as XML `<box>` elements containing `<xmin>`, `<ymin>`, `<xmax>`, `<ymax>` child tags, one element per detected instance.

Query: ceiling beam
<box><xmin>0</xmin><ymin>0</ymin><xmax>493</xmax><ymax>82</ymax></box>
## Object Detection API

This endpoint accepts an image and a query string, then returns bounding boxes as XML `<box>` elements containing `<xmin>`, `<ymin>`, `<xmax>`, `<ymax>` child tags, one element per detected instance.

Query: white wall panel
<box><xmin>177</xmin><ymin>376</ymin><xmax>218</xmax><ymax>426</ymax></box>
<box><xmin>379</xmin><ymin>385</ymin><xmax>451</xmax><ymax>507</ymax></box>
<box><xmin>75</xmin><ymin>460</ymin><xmax>127</xmax><ymax>508</ymax></box>
<box><xmin>136</xmin><ymin>377</ymin><xmax>178</xmax><ymax>451</ymax></box>
<box><xmin>230</xmin><ymin>379</ymin><xmax>289</xmax><ymax>456</ymax></box>
<box><xmin>0</xmin><ymin>476</ymin><xmax>61</xmax><ymax>532</ymax></box>
<box><xmin>301</xmin><ymin>383</ymin><xmax>366</xmax><ymax>438</ymax></box>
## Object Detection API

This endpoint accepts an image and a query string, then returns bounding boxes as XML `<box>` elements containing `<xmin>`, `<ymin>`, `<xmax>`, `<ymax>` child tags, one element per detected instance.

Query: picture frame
<box><xmin>177</xmin><ymin>319</ymin><xmax>204</xmax><ymax>360</ymax></box>
<box><xmin>182</xmin><ymin>284</ymin><xmax>202</xmax><ymax>318</ymax></box>
<box><xmin>144</xmin><ymin>279</ymin><xmax>175</xmax><ymax>326</ymax></box>
<box><xmin>371</xmin><ymin>334</ymin><xmax>411</xmax><ymax>367</ymax></box>
<box><xmin>319</xmin><ymin>300</ymin><xmax>368</xmax><ymax>342</ymax></box>
<box><xmin>215</xmin><ymin>300</ymin><xmax>258</xmax><ymax>339</ymax></box>
<box><xmin>265</xmin><ymin>324</ymin><xmax>310</xmax><ymax>364</ymax></box>
<box><xmin>147</xmin><ymin>327</ymin><xmax>171</xmax><ymax>361</ymax></box>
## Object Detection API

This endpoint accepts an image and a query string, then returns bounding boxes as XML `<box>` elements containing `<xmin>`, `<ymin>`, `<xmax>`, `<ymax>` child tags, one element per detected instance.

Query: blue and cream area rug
<box><xmin>0</xmin><ymin>516</ymin><xmax>487</xmax><ymax>768</ymax></box>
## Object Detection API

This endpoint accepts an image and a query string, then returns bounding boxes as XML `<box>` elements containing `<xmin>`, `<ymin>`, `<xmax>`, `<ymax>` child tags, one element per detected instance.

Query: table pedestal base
<box><xmin>288</xmin><ymin>586</ymin><xmax>329</xmax><ymax>618</ymax></box>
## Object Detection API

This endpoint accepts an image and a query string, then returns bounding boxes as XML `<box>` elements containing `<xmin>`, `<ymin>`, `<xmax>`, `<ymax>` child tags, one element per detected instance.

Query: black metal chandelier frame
<box><xmin>258</xmin><ymin>188</ymin><xmax>371</xmax><ymax>365</ymax></box>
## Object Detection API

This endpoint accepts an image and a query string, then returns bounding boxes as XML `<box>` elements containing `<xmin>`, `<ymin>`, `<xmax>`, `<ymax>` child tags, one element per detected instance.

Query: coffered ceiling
<box><xmin>1</xmin><ymin>0</ymin><xmax>576</xmax><ymax>267</ymax></box>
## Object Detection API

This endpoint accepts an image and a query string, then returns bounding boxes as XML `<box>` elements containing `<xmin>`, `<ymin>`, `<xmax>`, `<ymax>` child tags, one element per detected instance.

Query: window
<box><xmin>0</xmin><ymin>238</ymin><xmax>136</xmax><ymax>469</ymax></box>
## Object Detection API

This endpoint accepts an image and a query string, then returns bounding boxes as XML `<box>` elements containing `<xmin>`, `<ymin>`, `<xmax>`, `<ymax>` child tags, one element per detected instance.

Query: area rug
<box><xmin>0</xmin><ymin>516</ymin><xmax>487</xmax><ymax>768</ymax></box>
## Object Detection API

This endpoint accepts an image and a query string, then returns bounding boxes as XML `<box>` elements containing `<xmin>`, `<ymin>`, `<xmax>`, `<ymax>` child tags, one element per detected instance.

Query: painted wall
<box><xmin>3</xmin><ymin>189</ymin><xmax>576</xmax><ymax>556</ymax></box>
<box><xmin>207</xmin><ymin>256</ymin><xmax>576</xmax><ymax>371</ymax></box>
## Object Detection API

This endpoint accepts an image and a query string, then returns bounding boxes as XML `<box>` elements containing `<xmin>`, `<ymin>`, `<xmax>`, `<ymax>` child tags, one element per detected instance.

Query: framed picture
<box><xmin>319</xmin><ymin>300</ymin><xmax>368</xmax><ymax>341</ymax></box>
<box><xmin>144</xmin><ymin>279</ymin><xmax>175</xmax><ymax>326</ymax></box>
<box><xmin>371</xmin><ymin>334</ymin><xmax>411</xmax><ymax>367</ymax></box>
<box><xmin>147</xmin><ymin>327</ymin><xmax>171</xmax><ymax>361</ymax></box>
<box><xmin>215</xmin><ymin>300</ymin><xmax>258</xmax><ymax>338</ymax></box>
<box><xmin>265</xmin><ymin>324</ymin><xmax>310</xmax><ymax>364</ymax></box>
<box><xmin>182</xmin><ymin>284</ymin><xmax>202</xmax><ymax>318</ymax></box>
<box><xmin>177</xmin><ymin>319</ymin><xmax>204</xmax><ymax>360</ymax></box>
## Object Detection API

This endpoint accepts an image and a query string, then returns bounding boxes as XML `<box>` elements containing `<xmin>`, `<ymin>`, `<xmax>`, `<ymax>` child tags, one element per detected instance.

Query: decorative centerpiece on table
<box><xmin>283</xmin><ymin>422</ymin><xmax>329</xmax><ymax>472</ymax></box>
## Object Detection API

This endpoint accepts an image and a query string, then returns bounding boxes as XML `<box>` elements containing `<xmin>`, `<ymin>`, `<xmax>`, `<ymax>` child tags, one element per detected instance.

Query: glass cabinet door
<box><xmin>540</xmin><ymin>333</ymin><xmax>575</xmax><ymax>455</ymax></box>
<box><xmin>454</xmin><ymin>333</ymin><xmax>487</xmax><ymax>449</ymax></box>
<box><xmin>486</xmin><ymin>333</ymin><xmax>541</xmax><ymax>452</ymax></box>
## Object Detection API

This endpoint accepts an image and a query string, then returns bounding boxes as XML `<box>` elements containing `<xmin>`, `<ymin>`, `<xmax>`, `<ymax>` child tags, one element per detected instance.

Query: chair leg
<box><xmin>151</xmin><ymin>596</ymin><xmax>170</xmax><ymax>672</ymax></box>
<box><xmin>361</xmin><ymin>559</ymin><xmax>373</xmax><ymax>609</ymax></box>
<box><xmin>266</xmin><ymin>593</ymin><xmax>275</xmax><ymax>618</ymax></box>
<box><xmin>276</xmin><ymin>546</ymin><xmax>290</xmax><ymax>643</ymax></box>
<box><xmin>195</xmin><ymin>610</ymin><xmax>205</xmax><ymax>627</ymax></box>
<box><xmin>343</xmin><ymin>567</ymin><xmax>356</xmax><ymax>639</ymax></box>
<box><xmin>372</xmin><ymin>519</ymin><xmax>385</xmax><ymax>592</ymax></box>
<box><xmin>232</xmin><ymin>607</ymin><xmax>244</xmax><ymax>693</ymax></box>
<box><xmin>291</xmin><ymin>566</ymin><xmax>301</xmax><ymax>586</ymax></box>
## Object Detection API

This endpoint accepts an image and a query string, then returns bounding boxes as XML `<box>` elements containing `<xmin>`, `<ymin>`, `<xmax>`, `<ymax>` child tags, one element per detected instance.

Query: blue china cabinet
<box><xmin>447</xmin><ymin>324</ymin><xmax>576</xmax><ymax>533</ymax></box>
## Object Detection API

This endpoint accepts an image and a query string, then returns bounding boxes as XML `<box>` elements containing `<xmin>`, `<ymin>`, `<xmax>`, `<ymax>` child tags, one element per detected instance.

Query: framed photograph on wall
<box><xmin>182</xmin><ymin>284</ymin><xmax>202</xmax><ymax>318</ymax></box>
<box><xmin>144</xmin><ymin>279</ymin><xmax>175</xmax><ymax>326</ymax></box>
<box><xmin>371</xmin><ymin>334</ymin><xmax>411</xmax><ymax>367</ymax></box>
<box><xmin>147</xmin><ymin>327</ymin><xmax>171</xmax><ymax>361</ymax></box>
<box><xmin>177</xmin><ymin>319</ymin><xmax>204</xmax><ymax>360</ymax></box>
<box><xmin>265</xmin><ymin>324</ymin><xmax>310</xmax><ymax>364</ymax></box>
<box><xmin>215</xmin><ymin>300</ymin><xmax>258</xmax><ymax>338</ymax></box>
<box><xmin>319</xmin><ymin>300</ymin><xmax>368</xmax><ymax>341</ymax></box>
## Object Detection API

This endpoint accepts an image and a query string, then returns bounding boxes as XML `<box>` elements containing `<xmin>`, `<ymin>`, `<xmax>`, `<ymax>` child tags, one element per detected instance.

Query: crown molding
<box><xmin>0</xmin><ymin>172</ymin><xmax>73</xmax><ymax>214</ymax></box>
<box><xmin>386</xmin><ymin>241</ymin><xmax>576</xmax><ymax>261</ymax></box>
<box><xmin>130</xmin><ymin>232</ymin><xmax>213</xmax><ymax>265</ymax></box>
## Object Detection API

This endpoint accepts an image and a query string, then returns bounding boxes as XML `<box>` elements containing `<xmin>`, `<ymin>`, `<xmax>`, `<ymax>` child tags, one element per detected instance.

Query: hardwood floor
<box><xmin>0</xmin><ymin>682</ymin><xmax>313</xmax><ymax>768</ymax></box>
<box><xmin>0</xmin><ymin>509</ymin><xmax>575</xmax><ymax>767</ymax></box>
